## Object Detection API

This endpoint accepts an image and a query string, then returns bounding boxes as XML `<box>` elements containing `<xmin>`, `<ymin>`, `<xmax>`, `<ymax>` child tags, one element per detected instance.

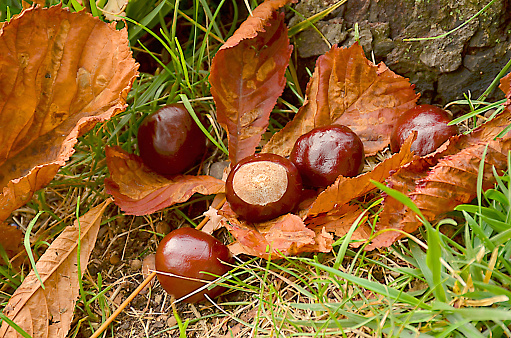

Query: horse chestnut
<box><xmin>137</xmin><ymin>104</ymin><xmax>206</xmax><ymax>176</ymax></box>
<box><xmin>390</xmin><ymin>104</ymin><xmax>458</xmax><ymax>156</ymax></box>
<box><xmin>155</xmin><ymin>227</ymin><xmax>233</xmax><ymax>303</ymax></box>
<box><xmin>225</xmin><ymin>153</ymin><xmax>302</xmax><ymax>222</ymax></box>
<box><xmin>290</xmin><ymin>125</ymin><xmax>365</xmax><ymax>187</ymax></box>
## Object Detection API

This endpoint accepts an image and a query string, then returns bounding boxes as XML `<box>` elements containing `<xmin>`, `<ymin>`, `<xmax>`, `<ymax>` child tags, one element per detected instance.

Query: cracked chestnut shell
<box><xmin>155</xmin><ymin>227</ymin><xmax>233</xmax><ymax>303</ymax></box>
<box><xmin>290</xmin><ymin>125</ymin><xmax>365</xmax><ymax>187</ymax></box>
<box><xmin>390</xmin><ymin>104</ymin><xmax>458</xmax><ymax>156</ymax></box>
<box><xmin>225</xmin><ymin>153</ymin><xmax>303</xmax><ymax>223</ymax></box>
<box><xmin>137</xmin><ymin>104</ymin><xmax>206</xmax><ymax>176</ymax></box>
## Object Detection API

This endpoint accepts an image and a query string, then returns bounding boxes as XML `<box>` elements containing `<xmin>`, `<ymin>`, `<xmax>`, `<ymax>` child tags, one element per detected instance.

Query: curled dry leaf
<box><xmin>102</xmin><ymin>0</ymin><xmax>129</xmax><ymax>21</ymax></box>
<box><xmin>210</xmin><ymin>1</ymin><xmax>293</xmax><ymax>165</ymax></box>
<box><xmin>263</xmin><ymin>43</ymin><xmax>419</xmax><ymax>157</ymax></box>
<box><xmin>219</xmin><ymin>0</ymin><xmax>294</xmax><ymax>50</ymax></box>
<box><xmin>0</xmin><ymin>5</ymin><xmax>138</xmax><ymax>222</ymax></box>
<box><xmin>306</xmin><ymin>204</ymin><xmax>370</xmax><ymax>245</ymax></box>
<box><xmin>204</xmin><ymin>2</ymin><xmax>510</xmax><ymax>256</ymax></box>
<box><xmin>220</xmin><ymin>202</ymin><xmax>333</xmax><ymax>258</ymax></box>
<box><xmin>140</xmin><ymin>254</ymin><xmax>156</xmax><ymax>295</ymax></box>
<box><xmin>0</xmin><ymin>199</ymin><xmax>111</xmax><ymax>338</ymax></box>
<box><xmin>224</xmin><ymin>208</ymin><xmax>333</xmax><ymax>259</ymax></box>
<box><xmin>104</xmin><ymin>146</ymin><xmax>225</xmax><ymax>215</ymax></box>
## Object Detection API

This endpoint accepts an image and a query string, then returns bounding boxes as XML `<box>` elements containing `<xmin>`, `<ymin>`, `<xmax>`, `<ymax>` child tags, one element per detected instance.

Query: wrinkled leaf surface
<box><xmin>222</xmin><ymin>204</ymin><xmax>333</xmax><ymax>259</ymax></box>
<box><xmin>0</xmin><ymin>5</ymin><xmax>138</xmax><ymax>222</ymax></box>
<box><xmin>307</xmin><ymin>133</ymin><xmax>416</xmax><ymax>217</ymax></box>
<box><xmin>210</xmin><ymin>2</ymin><xmax>292</xmax><ymax>165</ymax></box>
<box><xmin>0</xmin><ymin>199</ymin><xmax>110</xmax><ymax>338</ymax></box>
<box><xmin>104</xmin><ymin>146</ymin><xmax>225</xmax><ymax>215</ymax></box>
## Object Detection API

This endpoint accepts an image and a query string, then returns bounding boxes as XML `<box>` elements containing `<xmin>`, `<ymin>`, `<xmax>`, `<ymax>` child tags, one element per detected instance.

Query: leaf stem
<box><xmin>90</xmin><ymin>271</ymin><xmax>157</xmax><ymax>338</ymax></box>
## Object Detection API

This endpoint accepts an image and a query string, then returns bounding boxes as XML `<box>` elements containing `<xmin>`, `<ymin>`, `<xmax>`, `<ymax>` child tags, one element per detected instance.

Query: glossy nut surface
<box><xmin>290</xmin><ymin>125</ymin><xmax>365</xmax><ymax>187</ymax></box>
<box><xmin>137</xmin><ymin>104</ymin><xmax>206</xmax><ymax>176</ymax></box>
<box><xmin>390</xmin><ymin>104</ymin><xmax>458</xmax><ymax>156</ymax></box>
<box><xmin>155</xmin><ymin>227</ymin><xmax>233</xmax><ymax>303</ymax></box>
<box><xmin>225</xmin><ymin>153</ymin><xmax>303</xmax><ymax>223</ymax></box>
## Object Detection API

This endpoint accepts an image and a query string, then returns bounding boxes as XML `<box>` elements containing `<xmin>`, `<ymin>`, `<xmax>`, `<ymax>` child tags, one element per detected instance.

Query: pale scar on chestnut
<box><xmin>231</xmin><ymin>161</ymin><xmax>288</xmax><ymax>206</ymax></box>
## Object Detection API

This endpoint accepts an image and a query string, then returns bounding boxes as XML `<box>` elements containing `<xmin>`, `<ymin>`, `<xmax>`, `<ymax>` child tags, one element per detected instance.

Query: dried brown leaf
<box><xmin>0</xmin><ymin>199</ymin><xmax>111</xmax><ymax>338</ymax></box>
<box><xmin>103</xmin><ymin>0</ymin><xmax>128</xmax><ymax>21</ymax></box>
<box><xmin>210</xmin><ymin>5</ymin><xmax>292</xmax><ymax>165</ymax></box>
<box><xmin>263</xmin><ymin>43</ymin><xmax>418</xmax><ymax>156</ymax></box>
<box><xmin>140</xmin><ymin>254</ymin><xmax>156</xmax><ymax>294</ymax></box>
<box><xmin>104</xmin><ymin>146</ymin><xmax>225</xmax><ymax>215</ymax></box>
<box><xmin>366</xmin><ymin>157</ymin><xmax>437</xmax><ymax>249</ymax></box>
<box><xmin>0</xmin><ymin>6</ymin><xmax>138</xmax><ymax>222</ymax></box>
<box><xmin>220</xmin><ymin>0</ymin><xmax>294</xmax><ymax>49</ymax></box>
<box><xmin>223</xmin><ymin>206</ymin><xmax>325</xmax><ymax>259</ymax></box>
<box><xmin>306</xmin><ymin>204</ymin><xmax>370</xmax><ymax>247</ymax></box>
<box><xmin>0</xmin><ymin>223</ymin><xmax>23</xmax><ymax>264</ymax></box>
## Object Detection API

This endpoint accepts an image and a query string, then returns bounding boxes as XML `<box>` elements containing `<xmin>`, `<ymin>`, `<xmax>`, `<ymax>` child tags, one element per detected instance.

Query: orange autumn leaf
<box><xmin>104</xmin><ymin>146</ymin><xmax>225</xmax><ymax>215</ymax></box>
<box><xmin>366</xmin><ymin>157</ymin><xmax>437</xmax><ymax>249</ymax></box>
<box><xmin>306</xmin><ymin>205</ymin><xmax>370</xmax><ymax>247</ymax></box>
<box><xmin>223</xmin><ymin>209</ymin><xmax>332</xmax><ymax>260</ymax></box>
<box><xmin>0</xmin><ymin>5</ymin><xmax>138</xmax><ymax>222</ymax></box>
<box><xmin>220</xmin><ymin>0</ymin><xmax>294</xmax><ymax>49</ymax></box>
<box><xmin>210</xmin><ymin>1</ymin><xmax>293</xmax><ymax>165</ymax></box>
<box><xmin>263</xmin><ymin>43</ymin><xmax>418</xmax><ymax>157</ymax></box>
<box><xmin>0</xmin><ymin>199</ymin><xmax>110</xmax><ymax>338</ymax></box>
<box><xmin>206</xmin><ymin>2</ymin><xmax>510</xmax><ymax>255</ymax></box>
<box><xmin>0</xmin><ymin>223</ymin><xmax>23</xmax><ymax>265</ymax></box>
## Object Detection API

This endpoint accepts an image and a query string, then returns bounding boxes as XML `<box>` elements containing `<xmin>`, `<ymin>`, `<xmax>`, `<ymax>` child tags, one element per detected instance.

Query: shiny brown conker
<box><xmin>390</xmin><ymin>104</ymin><xmax>458</xmax><ymax>156</ymax></box>
<box><xmin>155</xmin><ymin>227</ymin><xmax>233</xmax><ymax>303</ymax></box>
<box><xmin>137</xmin><ymin>104</ymin><xmax>206</xmax><ymax>176</ymax></box>
<box><xmin>290</xmin><ymin>125</ymin><xmax>365</xmax><ymax>187</ymax></box>
<box><xmin>225</xmin><ymin>153</ymin><xmax>303</xmax><ymax>223</ymax></box>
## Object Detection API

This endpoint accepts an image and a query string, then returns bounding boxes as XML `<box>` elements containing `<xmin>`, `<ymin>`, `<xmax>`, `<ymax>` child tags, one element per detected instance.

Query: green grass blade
<box><xmin>0</xmin><ymin>313</ymin><xmax>32</xmax><ymax>338</ymax></box>
<box><xmin>179</xmin><ymin>94</ymin><xmax>228</xmax><ymax>155</ymax></box>
<box><xmin>298</xmin><ymin>258</ymin><xmax>430</xmax><ymax>310</ymax></box>
<box><xmin>68</xmin><ymin>0</ymin><xmax>84</xmax><ymax>11</ymax></box>
<box><xmin>333</xmin><ymin>204</ymin><xmax>370</xmax><ymax>269</ymax></box>
<box><xmin>425</xmin><ymin>223</ymin><xmax>447</xmax><ymax>302</ymax></box>
<box><xmin>89</xmin><ymin>0</ymin><xmax>99</xmax><ymax>17</ymax></box>
<box><xmin>370</xmin><ymin>180</ymin><xmax>429</xmax><ymax>225</ymax></box>
<box><xmin>24</xmin><ymin>211</ymin><xmax>45</xmax><ymax>290</ymax></box>
<box><xmin>434</xmin><ymin>301</ymin><xmax>511</xmax><ymax>321</ymax></box>
<box><xmin>287</xmin><ymin>0</ymin><xmax>347</xmax><ymax>37</ymax></box>
<box><xmin>403</xmin><ymin>0</ymin><xmax>498</xmax><ymax>42</ymax></box>
<box><xmin>128</xmin><ymin>0</ymin><xmax>169</xmax><ymax>42</ymax></box>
